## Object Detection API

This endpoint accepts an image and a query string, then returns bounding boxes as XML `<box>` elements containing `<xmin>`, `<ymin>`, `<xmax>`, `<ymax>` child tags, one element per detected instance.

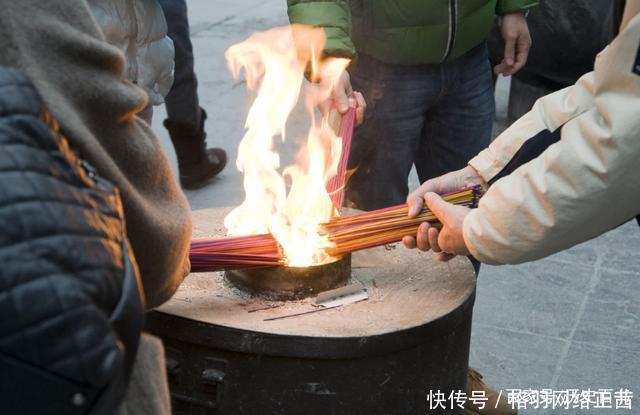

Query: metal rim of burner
<box><xmin>224</xmin><ymin>254</ymin><xmax>351</xmax><ymax>300</ymax></box>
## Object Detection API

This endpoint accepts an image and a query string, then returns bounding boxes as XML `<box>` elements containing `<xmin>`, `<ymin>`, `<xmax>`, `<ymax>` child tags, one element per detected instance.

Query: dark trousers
<box><xmin>158</xmin><ymin>0</ymin><xmax>201</xmax><ymax>127</ymax></box>
<box><xmin>346</xmin><ymin>43</ymin><xmax>495</xmax><ymax>211</ymax></box>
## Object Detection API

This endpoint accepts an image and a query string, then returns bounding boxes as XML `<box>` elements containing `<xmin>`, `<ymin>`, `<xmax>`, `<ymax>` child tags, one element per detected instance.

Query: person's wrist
<box><xmin>499</xmin><ymin>9</ymin><xmax>529</xmax><ymax>25</ymax></box>
<box><xmin>462</xmin><ymin>165</ymin><xmax>486</xmax><ymax>187</ymax></box>
<box><xmin>503</xmin><ymin>9</ymin><xmax>529</xmax><ymax>18</ymax></box>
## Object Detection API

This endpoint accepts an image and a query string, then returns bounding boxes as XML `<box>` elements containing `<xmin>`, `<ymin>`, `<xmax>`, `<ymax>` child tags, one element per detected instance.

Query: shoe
<box><xmin>178</xmin><ymin>147</ymin><xmax>227</xmax><ymax>189</ymax></box>
<box><xmin>164</xmin><ymin>109</ymin><xmax>227</xmax><ymax>189</ymax></box>
<box><xmin>464</xmin><ymin>368</ymin><xmax>516</xmax><ymax>415</ymax></box>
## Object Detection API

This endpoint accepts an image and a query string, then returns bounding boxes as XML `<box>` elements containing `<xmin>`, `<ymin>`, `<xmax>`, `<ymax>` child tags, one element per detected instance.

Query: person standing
<box><xmin>287</xmin><ymin>0</ymin><xmax>536</xmax><ymax>212</ymax></box>
<box><xmin>158</xmin><ymin>0</ymin><xmax>228</xmax><ymax>189</ymax></box>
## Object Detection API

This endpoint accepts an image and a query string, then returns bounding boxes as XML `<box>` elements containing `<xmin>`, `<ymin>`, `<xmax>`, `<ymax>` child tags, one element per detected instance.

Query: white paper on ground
<box><xmin>315</xmin><ymin>283</ymin><xmax>369</xmax><ymax>308</ymax></box>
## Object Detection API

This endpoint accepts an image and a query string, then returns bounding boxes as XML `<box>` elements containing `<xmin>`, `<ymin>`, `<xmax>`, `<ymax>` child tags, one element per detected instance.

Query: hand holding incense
<box><xmin>405</xmin><ymin>192</ymin><xmax>476</xmax><ymax>259</ymax></box>
<box><xmin>321</xmin><ymin>185</ymin><xmax>484</xmax><ymax>256</ymax></box>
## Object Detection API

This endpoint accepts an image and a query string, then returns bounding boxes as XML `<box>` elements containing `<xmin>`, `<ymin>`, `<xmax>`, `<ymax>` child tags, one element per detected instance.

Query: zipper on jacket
<box><xmin>442</xmin><ymin>0</ymin><xmax>458</xmax><ymax>62</ymax></box>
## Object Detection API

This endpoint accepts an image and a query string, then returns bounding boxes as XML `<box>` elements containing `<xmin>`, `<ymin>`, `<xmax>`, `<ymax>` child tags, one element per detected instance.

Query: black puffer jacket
<box><xmin>0</xmin><ymin>68</ymin><xmax>144</xmax><ymax>414</ymax></box>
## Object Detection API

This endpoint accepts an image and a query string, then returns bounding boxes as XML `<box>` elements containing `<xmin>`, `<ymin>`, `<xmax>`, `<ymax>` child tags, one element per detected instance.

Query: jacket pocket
<box><xmin>0</xmin><ymin>352</ymin><xmax>101</xmax><ymax>415</ymax></box>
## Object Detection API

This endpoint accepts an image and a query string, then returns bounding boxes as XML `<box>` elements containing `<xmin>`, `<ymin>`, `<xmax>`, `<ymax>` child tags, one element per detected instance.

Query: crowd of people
<box><xmin>0</xmin><ymin>0</ymin><xmax>637</xmax><ymax>414</ymax></box>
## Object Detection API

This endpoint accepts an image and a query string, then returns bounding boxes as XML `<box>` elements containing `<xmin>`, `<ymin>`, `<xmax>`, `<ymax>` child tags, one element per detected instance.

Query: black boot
<box><xmin>164</xmin><ymin>109</ymin><xmax>227</xmax><ymax>189</ymax></box>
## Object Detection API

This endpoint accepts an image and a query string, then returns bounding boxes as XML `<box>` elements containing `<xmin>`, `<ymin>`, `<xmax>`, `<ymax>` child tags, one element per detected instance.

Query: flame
<box><xmin>224</xmin><ymin>25</ymin><xmax>350</xmax><ymax>266</ymax></box>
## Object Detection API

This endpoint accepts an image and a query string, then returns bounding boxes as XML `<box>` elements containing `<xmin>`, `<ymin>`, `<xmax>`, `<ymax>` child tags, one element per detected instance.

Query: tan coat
<box><xmin>464</xmin><ymin>0</ymin><xmax>640</xmax><ymax>265</ymax></box>
<box><xmin>0</xmin><ymin>0</ymin><xmax>191</xmax><ymax>307</ymax></box>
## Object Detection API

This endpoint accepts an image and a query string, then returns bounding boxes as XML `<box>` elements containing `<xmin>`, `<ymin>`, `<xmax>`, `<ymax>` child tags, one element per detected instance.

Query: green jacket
<box><xmin>287</xmin><ymin>0</ymin><xmax>537</xmax><ymax>65</ymax></box>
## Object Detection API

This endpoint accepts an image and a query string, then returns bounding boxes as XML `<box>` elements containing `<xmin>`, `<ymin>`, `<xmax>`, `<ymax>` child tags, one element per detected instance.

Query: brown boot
<box><xmin>164</xmin><ymin>109</ymin><xmax>227</xmax><ymax>189</ymax></box>
<box><xmin>464</xmin><ymin>368</ymin><xmax>516</xmax><ymax>415</ymax></box>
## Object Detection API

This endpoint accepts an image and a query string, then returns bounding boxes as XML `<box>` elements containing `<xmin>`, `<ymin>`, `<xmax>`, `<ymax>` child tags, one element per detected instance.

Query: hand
<box><xmin>494</xmin><ymin>11</ymin><xmax>531</xmax><ymax>76</ymax></box>
<box><xmin>320</xmin><ymin>70</ymin><xmax>366</xmax><ymax>126</ymax></box>
<box><xmin>402</xmin><ymin>193</ymin><xmax>471</xmax><ymax>261</ymax></box>
<box><xmin>406</xmin><ymin>165</ymin><xmax>485</xmax><ymax>218</ymax></box>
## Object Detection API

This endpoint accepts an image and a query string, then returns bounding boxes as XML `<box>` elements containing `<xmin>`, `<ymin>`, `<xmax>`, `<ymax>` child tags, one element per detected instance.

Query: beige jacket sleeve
<box><xmin>462</xmin><ymin>7</ymin><xmax>640</xmax><ymax>265</ymax></box>
<box><xmin>468</xmin><ymin>71</ymin><xmax>595</xmax><ymax>181</ymax></box>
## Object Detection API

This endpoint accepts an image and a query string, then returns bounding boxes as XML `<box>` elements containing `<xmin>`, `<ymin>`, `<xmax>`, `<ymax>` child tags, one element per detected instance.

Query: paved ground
<box><xmin>151</xmin><ymin>1</ymin><xmax>639</xmax><ymax>413</ymax></box>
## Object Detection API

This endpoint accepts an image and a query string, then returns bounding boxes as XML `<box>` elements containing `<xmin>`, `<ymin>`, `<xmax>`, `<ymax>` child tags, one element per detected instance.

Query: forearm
<box><xmin>469</xmin><ymin>71</ymin><xmax>595</xmax><ymax>182</ymax></box>
<box><xmin>465</xmin><ymin>117</ymin><xmax>640</xmax><ymax>265</ymax></box>
<box><xmin>463</xmin><ymin>15</ymin><xmax>640</xmax><ymax>264</ymax></box>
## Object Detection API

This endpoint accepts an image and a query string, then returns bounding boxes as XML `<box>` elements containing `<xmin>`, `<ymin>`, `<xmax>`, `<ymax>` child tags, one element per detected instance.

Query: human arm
<box><xmin>287</xmin><ymin>0</ymin><xmax>355</xmax><ymax>60</ymax></box>
<box><xmin>493</xmin><ymin>0</ymin><xmax>537</xmax><ymax>75</ymax></box>
<box><xmin>404</xmin><ymin>73</ymin><xmax>596</xmax><ymax>258</ymax></box>
<box><xmin>287</xmin><ymin>0</ymin><xmax>365</xmax><ymax>124</ymax></box>
<box><xmin>405</xmin><ymin>10</ymin><xmax>640</xmax><ymax>264</ymax></box>
<box><xmin>494</xmin><ymin>11</ymin><xmax>531</xmax><ymax>76</ymax></box>
<box><xmin>465</xmin><ymin>14</ymin><xmax>640</xmax><ymax>263</ymax></box>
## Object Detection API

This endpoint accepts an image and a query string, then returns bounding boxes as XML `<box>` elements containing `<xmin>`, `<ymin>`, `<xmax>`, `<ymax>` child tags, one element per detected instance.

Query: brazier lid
<box><xmin>148</xmin><ymin>207</ymin><xmax>476</xmax><ymax>359</ymax></box>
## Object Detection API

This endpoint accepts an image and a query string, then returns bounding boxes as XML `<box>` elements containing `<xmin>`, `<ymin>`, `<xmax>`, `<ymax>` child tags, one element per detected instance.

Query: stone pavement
<box><xmin>151</xmin><ymin>1</ymin><xmax>639</xmax><ymax>413</ymax></box>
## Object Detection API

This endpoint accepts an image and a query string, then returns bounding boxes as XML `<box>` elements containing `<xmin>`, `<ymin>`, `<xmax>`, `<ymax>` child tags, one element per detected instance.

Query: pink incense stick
<box><xmin>327</xmin><ymin>102</ymin><xmax>357</xmax><ymax>209</ymax></box>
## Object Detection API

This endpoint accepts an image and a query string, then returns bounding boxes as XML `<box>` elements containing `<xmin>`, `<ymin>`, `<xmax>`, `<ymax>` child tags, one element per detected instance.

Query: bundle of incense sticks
<box><xmin>190</xmin><ymin>234</ymin><xmax>283</xmax><ymax>272</ymax></box>
<box><xmin>326</xmin><ymin>104</ymin><xmax>356</xmax><ymax>209</ymax></box>
<box><xmin>188</xmin><ymin>186</ymin><xmax>483</xmax><ymax>272</ymax></box>
<box><xmin>321</xmin><ymin>186</ymin><xmax>484</xmax><ymax>257</ymax></box>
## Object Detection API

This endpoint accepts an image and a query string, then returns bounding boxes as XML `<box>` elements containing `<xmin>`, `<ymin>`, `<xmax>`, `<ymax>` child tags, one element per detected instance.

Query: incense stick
<box><xmin>326</xmin><ymin>104</ymin><xmax>356</xmax><ymax>209</ymax></box>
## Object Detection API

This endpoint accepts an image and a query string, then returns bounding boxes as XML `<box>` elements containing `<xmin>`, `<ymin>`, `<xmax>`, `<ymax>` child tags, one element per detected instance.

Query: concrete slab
<box><xmin>552</xmin><ymin>341</ymin><xmax>639</xmax><ymax>415</ymax></box>
<box><xmin>469</xmin><ymin>325</ymin><xmax>565</xmax><ymax>390</ymax></box>
<box><xmin>473</xmin><ymin>260</ymin><xmax>593</xmax><ymax>340</ymax></box>
<box><xmin>572</xmin><ymin>268</ymin><xmax>640</xmax><ymax>352</ymax></box>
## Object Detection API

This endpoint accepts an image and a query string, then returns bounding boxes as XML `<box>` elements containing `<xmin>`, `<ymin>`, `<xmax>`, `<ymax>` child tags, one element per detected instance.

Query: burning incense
<box><xmin>190</xmin><ymin>234</ymin><xmax>283</xmax><ymax>272</ymax></box>
<box><xmin>222</xmin><ymin>26</ymin><xmax>351</xmax><ymax>267</ymax></box>
<box><xmin>189</xmin><ymin>186</ymin><xmax>483</xmax><ymax>272</ymax></box>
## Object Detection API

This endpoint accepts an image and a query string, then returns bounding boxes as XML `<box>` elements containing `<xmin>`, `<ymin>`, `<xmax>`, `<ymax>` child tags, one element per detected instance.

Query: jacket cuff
<box><xmin>288</xmin><ymin>1</ymin><xmax>355</xmax><ymax>59</ymax></box>
<box><xmin>322</xmin><ymin>27</ymin><xmax>357</xmax><ymax>60</ymax></box>
<box><xmin>462</xmin><ymin>210</ymin><xmax>501</xmax><ymax>266</ymax></box>
<box><xmin>496</xmin><ymin>0</ymin><xmax>538</xmax><ymax>15</ymax></box>
<box><xmin>468</xmin><ymin>148</ymin><xmax>505</xmax><ymax>183</ymax></box>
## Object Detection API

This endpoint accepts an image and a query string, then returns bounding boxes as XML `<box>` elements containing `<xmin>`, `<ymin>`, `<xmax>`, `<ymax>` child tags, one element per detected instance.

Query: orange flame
<box><xmin>224</xmin><ymin>25</ymin><xmax>350</xmax><ymax>266</ymax></box>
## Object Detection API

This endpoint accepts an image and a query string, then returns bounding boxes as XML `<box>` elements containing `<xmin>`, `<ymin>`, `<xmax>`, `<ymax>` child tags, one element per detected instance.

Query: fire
<box><xmin>223</xmin><ymin>25</ymin><xmax>350</xmax><ymax>266</ymax></box>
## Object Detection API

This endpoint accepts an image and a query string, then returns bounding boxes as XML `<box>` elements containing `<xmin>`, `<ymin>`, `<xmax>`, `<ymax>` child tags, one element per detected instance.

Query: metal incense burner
<box><xmin>224</xmin><ymin>254</ymin><xmax>351</xmax><ymax>300</ymax></box>
<box><xmin>147</xmin><ymin>207</ymin><xmax>476</xmax><ymax>415</ymax></box>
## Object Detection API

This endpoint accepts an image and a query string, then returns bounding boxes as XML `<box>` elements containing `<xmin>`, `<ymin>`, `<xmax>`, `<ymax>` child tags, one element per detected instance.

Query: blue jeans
<box><xmin>346</xmin><ymin>43</ymin><xmax>495</xmax><ymax>211</ymax></box>
<box><xmin>158</xmin><ymin>0</ymin><xmax>201</xmax><ymax>127</ymax></box>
